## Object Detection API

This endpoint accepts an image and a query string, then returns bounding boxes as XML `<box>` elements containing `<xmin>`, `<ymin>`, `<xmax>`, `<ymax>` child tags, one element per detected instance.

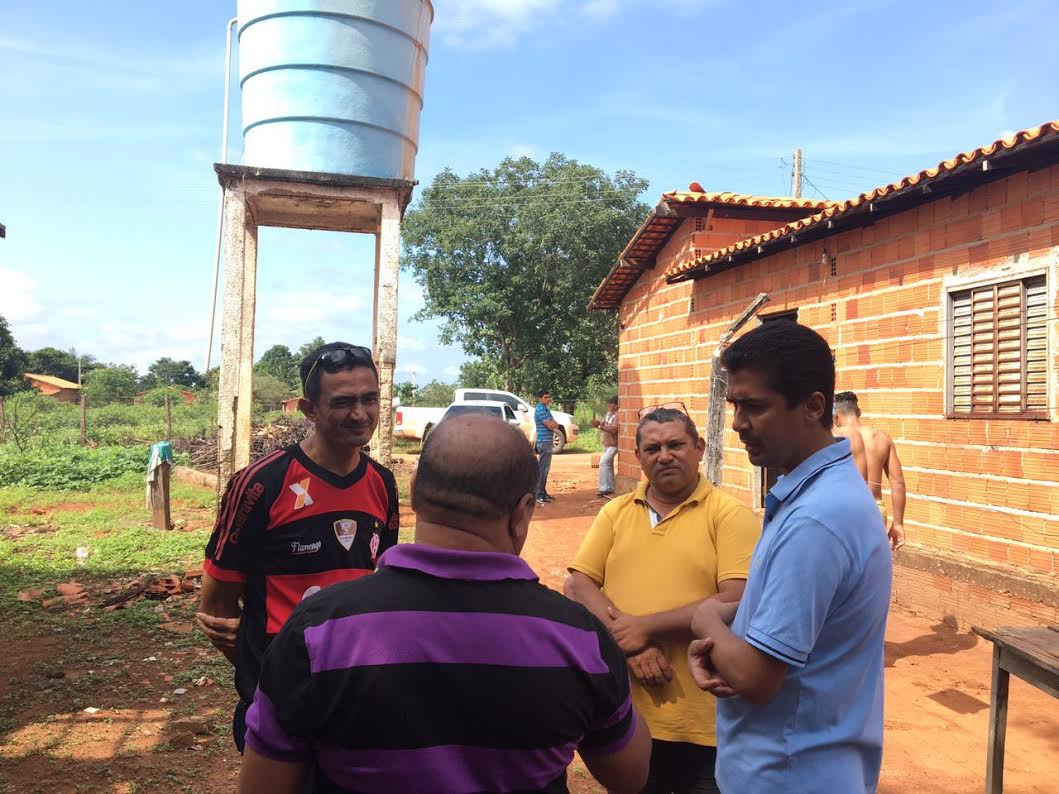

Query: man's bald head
<box><xmin>412</xmin><ymin>414</ymin><xmax>539</xmax><ymax>523</ymax></box>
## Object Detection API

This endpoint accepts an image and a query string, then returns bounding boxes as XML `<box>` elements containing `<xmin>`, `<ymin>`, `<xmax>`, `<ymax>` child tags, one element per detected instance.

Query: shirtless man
<box><xmin>833</xmin><ymin>391</ymin><xmax>906</xmax><ymax>549</ymax></box>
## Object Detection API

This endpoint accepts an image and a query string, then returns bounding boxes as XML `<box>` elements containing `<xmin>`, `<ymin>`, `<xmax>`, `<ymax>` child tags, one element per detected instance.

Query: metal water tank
<box><xmin>237</xmin><ymin>0</ymin><xmax>433</xmax><ymax>179</ymax></box>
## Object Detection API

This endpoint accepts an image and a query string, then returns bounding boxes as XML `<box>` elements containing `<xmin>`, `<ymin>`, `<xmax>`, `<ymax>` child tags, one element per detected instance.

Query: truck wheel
<box><xmin>552</xmin><ymin>429</ymin><xmax>567</xmax><ymax>454</ymax></box>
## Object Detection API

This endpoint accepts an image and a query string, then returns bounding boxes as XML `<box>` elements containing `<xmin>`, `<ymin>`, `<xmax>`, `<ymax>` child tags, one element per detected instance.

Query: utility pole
<box><xmin>792</xmin><ymin>148</ymin><xmax>803</xmax><ymax>198</ymax></box>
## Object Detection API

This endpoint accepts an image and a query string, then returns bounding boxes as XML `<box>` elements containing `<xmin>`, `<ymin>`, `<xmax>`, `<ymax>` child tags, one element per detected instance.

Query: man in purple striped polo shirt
<box><xmin>237</xmin><ymin>414</ymin><xmax>651</xmax><ymax>794</ymax></box>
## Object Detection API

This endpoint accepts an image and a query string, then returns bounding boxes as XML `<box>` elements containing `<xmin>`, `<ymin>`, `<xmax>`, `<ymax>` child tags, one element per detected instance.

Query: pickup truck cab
<box><xmin>394</xmin><ymin>404</ymin><xmax>446</xmax><ymax>442</ymax></box>
<box><xmin>455</xmin><ymin>388</ymin><xmax>579</xmax><ymax>452</ymax></box>
<box><xmin>439</xmin><ymin>400</ymin><xmax>537</xmax><ymax>445</ymax></box>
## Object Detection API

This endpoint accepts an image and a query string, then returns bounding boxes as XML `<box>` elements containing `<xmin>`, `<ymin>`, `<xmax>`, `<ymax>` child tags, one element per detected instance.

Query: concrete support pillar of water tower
<box><xmin>371</xmin><ymin>195</ymin><xmax>401</xmax><ymax>467</ymax></box>
<box><xmin>217</xmin><ymin>184</ymin><xmax>259</xmax><ymax>487</ymax></box>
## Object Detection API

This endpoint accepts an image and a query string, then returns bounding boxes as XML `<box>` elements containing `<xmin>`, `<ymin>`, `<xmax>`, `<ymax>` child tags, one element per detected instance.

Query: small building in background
<box><xmin>281</xmin><ymin>397</ymin><xmax>301</xmax><ymax>415</ymax></box>
<box><xmin>24</xmin><ymin>373</ymin><xmax>81</xmax><ymax>403</ymax></box>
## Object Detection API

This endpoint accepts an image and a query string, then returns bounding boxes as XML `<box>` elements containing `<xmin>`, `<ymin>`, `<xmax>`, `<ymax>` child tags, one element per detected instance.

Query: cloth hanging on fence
<box><xmin>146</xmin><ymin>441</ymin><xmax>174</xmax><ymax>510</ymax></box>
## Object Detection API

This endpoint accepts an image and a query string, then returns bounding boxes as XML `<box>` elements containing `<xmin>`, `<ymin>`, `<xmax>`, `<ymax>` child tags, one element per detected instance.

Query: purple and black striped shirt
<box><xmin>245</xmin><ymin>543</ymin><xmax>637</xmax><ymax>793</ymax></box>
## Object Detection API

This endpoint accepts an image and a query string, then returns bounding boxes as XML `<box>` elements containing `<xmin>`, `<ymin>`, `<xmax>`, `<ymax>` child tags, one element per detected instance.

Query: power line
<box><xmin>807</xmin><ymin>157</ymin><xmax>905</xmax><ymax>178</ymax></box>
<box><xmin>801</xmin><ymin>173</ymin><xmax>830</xmax><ymax>201</ymax></box>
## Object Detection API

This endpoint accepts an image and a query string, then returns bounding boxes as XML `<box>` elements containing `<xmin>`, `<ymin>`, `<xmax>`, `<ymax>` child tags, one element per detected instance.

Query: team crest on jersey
<box><xmin>289</xmin><ymin>478</ymin><xmax>313</xmax><ymax>510</ymax></box>
<box><xmin>369</xmin><ymin>531</ymin><xmax>381</xmax><ymax>563</ymax></box>
<box><xmin>333</xmin><ymin>518</ymin><xmax>357</xmax><ymax>550</ymax></box>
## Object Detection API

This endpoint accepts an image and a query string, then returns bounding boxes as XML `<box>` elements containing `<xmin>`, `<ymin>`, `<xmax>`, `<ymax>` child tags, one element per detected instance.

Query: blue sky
<box><xmin>1</xmin><ymin>0</ymin><xmax>1056</xmax><ymax>384</ymax></box>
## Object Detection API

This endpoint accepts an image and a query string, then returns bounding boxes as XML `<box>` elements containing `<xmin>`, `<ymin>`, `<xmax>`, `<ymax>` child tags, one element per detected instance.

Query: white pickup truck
<box><xmin>394</xmin><ymin>387</ymin><xmax>580</xmax><ymax>452</ymax></box>
<box><xmin>437</xmin><ymin>400</ymin><xmax>537</xmax><ymax>445</ymax></box>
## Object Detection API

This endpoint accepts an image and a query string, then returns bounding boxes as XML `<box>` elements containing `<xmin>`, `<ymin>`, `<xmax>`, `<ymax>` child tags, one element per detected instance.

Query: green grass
<box><xmin>0</xmin><ymin>472</ymin><xmax>213</xmax><ymax>612</ymax></box>
<box><xmin>567</xmin><ymin>427</ymin><xmax>604</xmax><ymax>454</ymax></box>
<box><xmin>393</xmin><ymin>438</ymin><xmax>422</xmax><ymax>454</ymax></box>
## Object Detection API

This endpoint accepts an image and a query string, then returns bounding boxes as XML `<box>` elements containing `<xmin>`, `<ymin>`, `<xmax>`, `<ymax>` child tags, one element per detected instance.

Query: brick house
<box><xmin>590</xmin><ymin>122</ymin><xmax>1059</xmax><ymax>628</ymax></box>
<box><xmin>23</xmin><ymin>373</ymin><xmax>81</xmax><ymax>403</ymax></box>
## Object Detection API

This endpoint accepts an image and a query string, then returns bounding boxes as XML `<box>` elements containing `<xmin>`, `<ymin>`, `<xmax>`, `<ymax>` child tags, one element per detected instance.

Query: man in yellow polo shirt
<box><xmin>565</xmin><ymin>407</ymin><xmax>760</xmax><ymax>793</ymax></box>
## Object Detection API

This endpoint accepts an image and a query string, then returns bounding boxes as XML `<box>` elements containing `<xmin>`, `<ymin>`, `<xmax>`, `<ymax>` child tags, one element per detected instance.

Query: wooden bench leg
<box><xmin>985</xmin><ymin>645</ymin><xmax>1009</xmax><ymax>794</ymax></box>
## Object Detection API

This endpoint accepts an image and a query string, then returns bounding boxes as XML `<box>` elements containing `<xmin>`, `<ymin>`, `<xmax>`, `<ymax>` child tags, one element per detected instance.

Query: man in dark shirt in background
<box><xmin>237</xmin><ymin>414</ymin><xmax>650</xmax><ymax>794</ymax></box>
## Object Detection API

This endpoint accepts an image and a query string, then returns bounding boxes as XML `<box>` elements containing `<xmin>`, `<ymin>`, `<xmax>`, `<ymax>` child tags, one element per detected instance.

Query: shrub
<box><xmin>0</xmin><ymin>446</ymin><xmax>152</xmax><ymax>489</ymax></box>
<box><xmin>141</xmin><ymin>386</ymin><xmax>187</xmax><ymax>407</ymax></box>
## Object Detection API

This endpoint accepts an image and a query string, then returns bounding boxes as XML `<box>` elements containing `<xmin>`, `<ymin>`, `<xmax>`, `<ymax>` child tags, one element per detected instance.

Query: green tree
<box><xmin>256</xmin><ymin>344</ymin><xmax>298</xmax><ymax>387</ymax></box>
<box><xmin>142</xmin><ymin>357</ymin><xmax>203</xmax><ymax>389</ymax></box>
<box><xmin>25</xmin><ymin>347</ymin><xmax>79</xmax><ymax>382</ymax></box>
<box><xmin>82</xmin><ymin>365</ymin><xmax>139</xmax><ymax>405</ymax></box>
<box><xmin>457</xmin><ymin>358</ymin><xmax>504</xmax><ymax>390</ymax></box>
<box><xmin>0</xmin><ymin>391</ymin><xmax>49</xmax><ymax>451</ymax></box>
<box><xmin>295</xmin><ymin>336</ymin><xmax>327</xmax><ymax>364</ymax></box>
<box><xmin>402</xmin><ymin>153</ymin><xmax>648</xmax><ymax>398</ymax></box>
<box><xmin>394</xmin><ymin>381</ymin><xmax>418</xmax><ymax>405</ymax></box>
<box><xmin>417</xmin><ymin>380</ymin><xmax>455</xmax><ymax>406</ymax></box>
<box><xmin>253</xmin><ymin>373</ymin><xmax>293</xmax><ymax>409</ymax></box>
<box><xmin>0</xmin><ymin>315</ymin><xmax>28</xmax><ymax>397</ymax></box>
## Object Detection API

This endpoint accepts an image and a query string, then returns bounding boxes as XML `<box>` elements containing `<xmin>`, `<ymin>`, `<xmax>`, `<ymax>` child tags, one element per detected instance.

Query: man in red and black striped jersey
<box><xmin>237</xmin><ymin>414</ymin><xmax>651</xmax><ymax>794</ymax></box>
<box><xmin>196</xmin><ymin>343</ymin><xmax>399</xmax><ymax>754</ymax></box>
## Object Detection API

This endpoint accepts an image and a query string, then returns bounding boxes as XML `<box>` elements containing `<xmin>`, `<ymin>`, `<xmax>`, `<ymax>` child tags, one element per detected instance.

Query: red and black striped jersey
<box><xmin>204</xmin><ymin>444</ymin><xmax>399</xmax><ymax>704</ymax></box>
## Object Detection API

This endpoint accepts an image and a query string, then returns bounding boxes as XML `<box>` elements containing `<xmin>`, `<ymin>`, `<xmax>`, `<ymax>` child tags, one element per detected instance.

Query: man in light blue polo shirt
<box><xmin>688</xmin><ymin>321</ymin><xmax>891</xmax><ymax>793</ymax></box>
<box><xmin>534</xmin><ymin>389</ymin><xmax>559</xmax><ymax>505</ymax></box>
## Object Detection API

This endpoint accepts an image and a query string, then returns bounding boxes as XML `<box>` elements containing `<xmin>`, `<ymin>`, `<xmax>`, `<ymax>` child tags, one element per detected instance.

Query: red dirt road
<box><xmin>2</xmin><ymin>453</ymin><xmax>1055</xmax><ymax>792</ymax></box>
<box><xmin>529</xmin><ymin>454</ymin><xmax>1058</xmax><ymax>794</ymax></box>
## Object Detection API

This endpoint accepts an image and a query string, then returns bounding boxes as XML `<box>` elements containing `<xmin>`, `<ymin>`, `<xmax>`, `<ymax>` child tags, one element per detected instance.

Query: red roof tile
<box><xmin>666</xmin><ymin>121</ymin><xmax>1059</xmax><ymax>283</ymax></box>
<box><xmin>589</xmin><ymin>187</ymin><xmax>829</xmax><ymax>310</ymax></box>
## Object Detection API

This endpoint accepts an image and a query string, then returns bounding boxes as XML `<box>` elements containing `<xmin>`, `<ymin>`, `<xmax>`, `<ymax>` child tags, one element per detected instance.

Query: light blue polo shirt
<box><xmin>716</xmin><ymin>437</ymin><xmax>891</xmax><ymax>793</ymax></box>
<box><xmin>534</xmin><ymin>402</ymin><xmax>554</xmax><ymax>445</ymax></box>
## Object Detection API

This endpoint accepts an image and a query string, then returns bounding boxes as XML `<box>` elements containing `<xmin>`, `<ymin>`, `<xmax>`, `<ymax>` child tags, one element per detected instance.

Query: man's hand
<box><xmin>690</xmin><ymin>598</ymin><xmax>738</xmax><ymax>639</ymax></box>
<box><xmin>888</xmin><ymin>522</ymin><xmax>906</xmax><ymax>550</ymax></box>
<box><xmin>590</xmin><ymin>419</ymin><xmax>601</xmax><ymax>428</ymax></box>
<box><xmin>607</xmin><ymin>607</ymin><xmax>653</xmax><ymax>655</ymax></box>
<box><xmin>688</xmin><ymin>638</ymin><xmax>737</xmax><ymax>698</ymax></box>
<box><xmin>196</xmin><ymin>611</ymin><xmax>240</xmax><ymax>652</ymax></box>
<box><xmin>627</xmin><ymin>646</ymin><xmax>673</xmax><ymax>688</ymax></box>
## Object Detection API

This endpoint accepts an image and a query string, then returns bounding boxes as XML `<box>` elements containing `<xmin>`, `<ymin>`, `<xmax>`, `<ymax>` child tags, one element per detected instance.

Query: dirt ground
<box><xmin>2</xmin><ymin>453</ymin><xmax>1056</xmax><ymax>793</ymax></box>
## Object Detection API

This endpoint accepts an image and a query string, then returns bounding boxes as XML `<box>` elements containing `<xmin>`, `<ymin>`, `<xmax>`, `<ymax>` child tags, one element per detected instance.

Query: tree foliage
<box><xmin>415</xmin><ymin>380</ymin><xmax>455</xmax><ymax>407</ymax></box>
<box><xmin>24</xmin><ymin>347</ymin><xmax>79</xmax><ymax>383</ymax></box>
<box><xmin>402</xmin><ymin>154</ymin><xmax>648</xmax><ymax>398</ymax></box>
<box><xmin>82</xmin><ymin>365</ymin><xmax>139</xmax><ymax>405</ymax></box>
<box><xmin>0</xmin><ymin>391</ymin><xmax>50</xmax><ymax>451</ymax></box>
<box><xmin>143</xmin><ymin>357</ymin><xmax>203</xmax><ymax>389</ymax></box>
<box><xmin>0</xmin><ymin>315</ymin><xmax>28</xmax><ymax>397</ymax></box>
<box><xmin>295</xmin><ymin>336</ymin><xmax>327</xmax><ymax>365</ymax></box>
<box><xmin>253</xmin><ymin>373</ymin><xmax>293</xmax><ymax>409</ymax></box>
<box><xmin>394</xmin><ymin>381</ymin><xmax>417</xmax><ymax>405</ymax></box>
<box><xmin>256</xmin><ymin>344</ymin><xmax>298</xmax><ymax>387</ymax></box>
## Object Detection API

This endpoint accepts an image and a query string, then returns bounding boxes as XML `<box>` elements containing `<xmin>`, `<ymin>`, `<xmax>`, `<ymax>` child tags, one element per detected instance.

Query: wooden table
<box><xmin>971</xmin><ymin>625</ymin><xmax>1059</xmax><ymax>793</ymax></box>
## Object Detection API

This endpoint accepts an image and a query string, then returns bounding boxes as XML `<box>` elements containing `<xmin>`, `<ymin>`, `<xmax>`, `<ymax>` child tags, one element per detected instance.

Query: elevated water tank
<box><xmin>237</xmin><ymin>0</ymin><xmax>433</xmax><ymax>179</ymax></box>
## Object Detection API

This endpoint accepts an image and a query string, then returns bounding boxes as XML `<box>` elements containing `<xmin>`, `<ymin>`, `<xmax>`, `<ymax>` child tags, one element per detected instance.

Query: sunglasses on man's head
<box><xmin>637</xmin><ymin>401</ymin><xmax>688</xmax><ymax>420</ymax></box>
<box><xmin>303</xmin><ymin>346</ymin><xmax>373</xmax><ymax>393</ymax></box>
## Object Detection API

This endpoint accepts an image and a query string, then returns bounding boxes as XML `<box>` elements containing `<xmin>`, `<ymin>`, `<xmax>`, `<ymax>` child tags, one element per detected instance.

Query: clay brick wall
<box><xmin>615</xmin><ymin>165</ymin><xmax>1059</xmax><ymax>626</ymax></box>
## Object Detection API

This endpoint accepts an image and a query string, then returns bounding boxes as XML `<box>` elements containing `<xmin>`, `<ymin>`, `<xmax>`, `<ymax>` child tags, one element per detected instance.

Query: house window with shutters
<box><xmin>949</xmin><ymin>274</ymin><xmax>1047</xmax><ymax>418</ymax></box>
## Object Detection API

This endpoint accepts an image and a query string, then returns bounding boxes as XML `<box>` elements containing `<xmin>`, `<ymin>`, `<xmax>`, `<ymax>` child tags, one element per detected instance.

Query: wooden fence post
<box><xmin>147</xmin><ymin>442</ymin><xmax>173</xmax><ymax>530</ymax></box>
<box><xmin>80</xmin><ymin>395</ymin><xmax>87</xmax><ymax>446</ymax></box>
<box><xmin>0</xmin><ymin>397</ymin><xmax>6</xmax><ymax>443</ymax></box>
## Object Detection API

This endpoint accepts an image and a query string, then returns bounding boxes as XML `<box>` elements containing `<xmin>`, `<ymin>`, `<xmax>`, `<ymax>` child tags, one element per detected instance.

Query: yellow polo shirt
<box><xmin>569</xmin><ymin>475</ymin><xmax>760</xmax><ymax>746</ymax></box>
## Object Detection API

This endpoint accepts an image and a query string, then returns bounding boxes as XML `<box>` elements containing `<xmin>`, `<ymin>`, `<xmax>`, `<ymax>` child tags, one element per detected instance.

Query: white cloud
<box><xmin>443</xmin><ymin>365</ymin><xmax>461</xmax><ymax>378</ymax></box>
<box><xmin>400</xmin><ymin>362</ymin><xmax>427</xmax><ymax>375</ymax></box>
<box><xmin>0</xmin><ymin>267</ymin><xmax>41</xmax><ymax>323</ymax></box>
<box><xmin>583</xmin><ymin>0</ymin><xmax>621</xmax><ymax>19</ymax></box>
<box><xmin>258</xmin><ymin>290</ymin><xmax>367</xmax><ymax>333</ymax></box>
<box><xmin>510</xmin><ymin>143</ymin><xmax>538</xmax><ymax>159</ymax></box>
<box><xmin>434</xmin><ymin>0</ymin><xmax>563</xmax><ymax>48</ymax></box>
<box><xmin>398</xmin><ymin>334</ymin><xmax>428</xmax><ymax>351</ymax></box>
